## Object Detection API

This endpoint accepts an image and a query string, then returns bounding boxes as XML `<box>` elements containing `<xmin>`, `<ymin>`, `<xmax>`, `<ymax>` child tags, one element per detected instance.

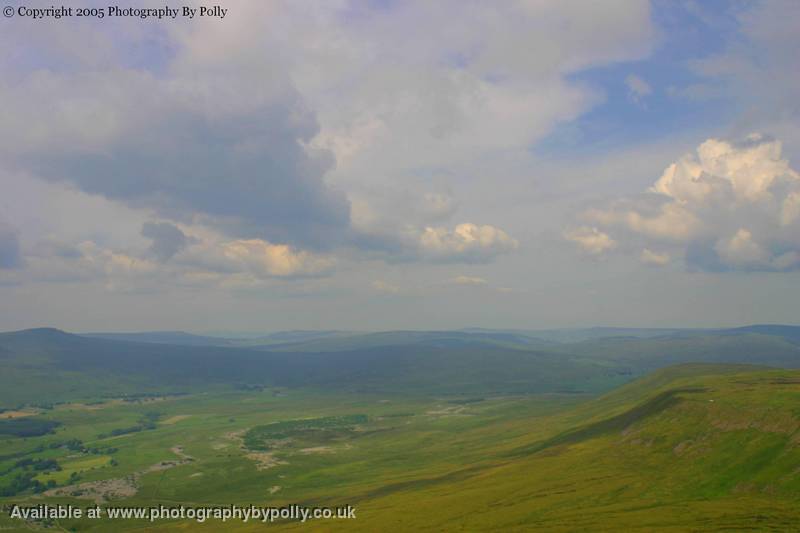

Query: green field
<box><xmin>3</xmin><ymin>328</ymin><xmax>800</xmax><ymax>530</ymax></box>
<box><xmin>2</xmin><ymin>363</ymin><xmax>800</xmax><ymax>530</ymax></box>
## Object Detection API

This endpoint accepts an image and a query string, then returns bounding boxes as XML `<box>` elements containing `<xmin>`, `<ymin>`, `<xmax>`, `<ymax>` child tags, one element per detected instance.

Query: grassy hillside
<box><xmin>278</xmin><ymin>364</ymin><xmax>800</xmax><ymax>531</ymax></box>
<box><xmin>2</xmin><ymin>364</ymin><xmax>800</xmax><ymax>530</ymax></box>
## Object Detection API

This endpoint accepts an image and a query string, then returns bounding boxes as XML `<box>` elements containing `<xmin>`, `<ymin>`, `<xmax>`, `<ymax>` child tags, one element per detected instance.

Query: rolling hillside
<box><xmin>0</xmin><ymin>329</ymin><xmax>626</xmax><ymax>405</ymax></box>
<box><xmin>5</xmin><ymin>327</ymin><xmax>800</xmax><ymax>407</ymax></box>
<box><xmin>2</xmin><ymin>350</ymin><xmax>800</xmax><ymax>530</ymax></box>
<box><xmin>284</xmin><ymin>364</ymin><xmax>800</xmax><ymax>531</ymax></box>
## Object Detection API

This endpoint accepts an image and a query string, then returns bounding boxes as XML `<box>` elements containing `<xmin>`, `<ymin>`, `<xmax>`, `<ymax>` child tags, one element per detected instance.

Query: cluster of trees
<box><xmin>0</xmin><ymin>458</ymin><xmax>62</xmax><ymax>497</ymax></box>
<box><xmin>120</xmin><ymin>392</ymin><xmax>188</xmax><ymax>403</ymax></box>
<box><xmin>0</xmin><ymin>438</ymin><xmax>122</xmax><ymax>497</ymax></box>
<box><xmin>97</xmin><ymin>411</ymin><xmax>161</xmax><ymax>439</ymax></box>
<box><xmin>14</xmin><ymin>457</ymin><xmax>60</xmax><ymax>471</ymax></box>
<box><xmin>0</xmin><ymin>418</ymin><xmax>61</xmax><ymax>437</ymax></box>
<box><xmin>46</xmin><ymin>438</ymin><xmax>117</xmax><ymax>455</ymax></box>
<box><xmin>0</xmin><ymin>472</ymin><xmax>53</xmax><ymax>496</ymax></box>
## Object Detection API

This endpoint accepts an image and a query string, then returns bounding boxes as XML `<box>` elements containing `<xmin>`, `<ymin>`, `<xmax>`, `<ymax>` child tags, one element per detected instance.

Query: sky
<box><xmin>1</xmin><ymin>0</ymin><xmax>799</xmax><ymax>333</ymax></box>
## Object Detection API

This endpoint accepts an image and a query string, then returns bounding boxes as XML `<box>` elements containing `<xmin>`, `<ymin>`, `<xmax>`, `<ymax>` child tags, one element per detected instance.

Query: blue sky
<box><xmin>537</xmin><ymin>1</ymin><xmax>740</xmax><ymax>156</ymax></box>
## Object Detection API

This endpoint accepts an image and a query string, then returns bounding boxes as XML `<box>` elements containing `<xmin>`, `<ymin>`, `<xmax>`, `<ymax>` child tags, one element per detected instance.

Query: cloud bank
<box><xmin>569</xmin><ymin>134</ymin><xmax>800</xmax><ymax>271</ymax></box>
<box><xmin>0</xmin><ymin>68</ymin><xmax>350</xmax><ymax>250</ymax></box>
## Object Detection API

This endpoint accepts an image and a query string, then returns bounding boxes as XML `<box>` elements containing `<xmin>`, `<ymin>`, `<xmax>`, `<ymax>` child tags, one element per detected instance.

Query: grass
<box><xmin>2</xmin><ymin>364</ymin><xmax>800</xmax><ymax>530</ymax></box>
<box><xmin>242</xmin><ymin>414</ymin><xmax>368</xmax><ymax>451</ymax></box>
<box><xmin>35</xmin><ymin>455</ymin><xmax>112</xmax><ymax>484</ymax></box>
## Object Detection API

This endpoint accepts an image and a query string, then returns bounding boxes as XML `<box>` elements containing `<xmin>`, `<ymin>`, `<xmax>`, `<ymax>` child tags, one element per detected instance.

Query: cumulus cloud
<box><xmin>349</xmin><ymin>187</ymin><xmax>460</xmax><ymax>245</ymax></box>
<box><xmin>713</xmin><ymin>228</ymin><xmax>769</xmax><ymax>267</ymax></box>
<box><xmin>640</xmin><ymin>248</ymin><xmax>670</xmax><ymax>266</ymax></box>
<box><xmin>371</xmin><ymin>280</ymin><xmax>400</xmax><ymax>294</ymax></box>
<box><xmin>450</xmin><ymin>275</ymin><xmax>488</xmax><ymax>286</ymax></box>
<box><xmin>8</xmin><ymin>240</ymin><xmax>160</xmax><ymax>289</ymax></box>
<box><xmin>141</xmin><ymin>221</ymin><xmax>196</xmax><ymax>262</ymax></box>
<box><xmin>215</xmin><ymin>239</ymin><xmax>336</xmax><ymax>279</ymax></box>
<box><xmin>78</xmin><ymin>242</ymin><xmax>159</xmax><ymax>289</ymax></box>
<box><xmin>564</xmin><ymin>226</ymin><xmax>616</xmax><ymax>255</ymax></box>
<box><xmin>569</xmin><ymin>134</ymin><xmax>800</xmax><ymax>271</ymax></box>
<box><xmin>3</xmin><ymin>228</ymin><xmax>336</xmax><ymax>289</ymax></box>
<box><xmin>585</xmin><ymin>201</ymin><xmax>701</xmax><ymax>242</ymax></box>
<box><xmin>352</xmin><ymin>218</ymin><xmax>519</xmax><ymax>264</ymax></box>
<box><xmin>418</xmin><ymin>223</ymin><xmax>519</xmax><ymax>263</ymax></box>
<box><xmin>0</xmin><ymin>219</ymin><xmax>22</xmax><ymax>269</ymax></box>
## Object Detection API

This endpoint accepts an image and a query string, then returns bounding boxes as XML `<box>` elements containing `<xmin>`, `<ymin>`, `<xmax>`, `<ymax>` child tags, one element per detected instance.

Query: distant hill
<box><xmin>0</xmin><ymin>329</ymin><xmax>626</xmax><ymax>405</ymax></box>
<box><xmin>245</xmin><ymin>329</ymin><xmax>555</xmax><ymax>352</ymax></box>
<box><xmin>4</xmin><ymin>326</ymin><xmax>800</xmax><ymax>407</ymax></box>
<box><xmin>79</xmin><ymin>324</ymin><xmax>800</xmax><ymax>351</ymax></box>
<box><xmin>547</xmin><ymin>332</ymin><xmax>800</xmax><ymax>369</ymax></box>
<box><xmin>81</xmin><ymin>331</ymin><xmax>236</xmax><ymax>346</ymax></box>
<box><xmin>718</xmin><ymin>324</ymin><xmax>800</xmax><ymax>343</ymax></box>
<box><xmin>520</xmin><ymin>326</ymin><xmax>694</xmax><ymax>343</ymax></box>
<box><xmin>237</xmin><ymin>330</ymin><xmax>354</xmax><ymax>345</ymax></box>
<box><xmin>234</xmin><ymin>324</ymin><xmax>800</xmax><ymax>351</ymax></box>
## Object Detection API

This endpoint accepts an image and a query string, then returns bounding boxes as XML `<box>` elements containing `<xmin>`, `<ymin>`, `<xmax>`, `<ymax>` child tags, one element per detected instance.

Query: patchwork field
<box><xmin>4</xmin><ymin>328</ymin><xmax>800</xmax><ymax>530</ymax></box>
<box><xmin>2</xmin><ymin>362</ymin><xmax>800</xmax><ymax>531</ymax></box>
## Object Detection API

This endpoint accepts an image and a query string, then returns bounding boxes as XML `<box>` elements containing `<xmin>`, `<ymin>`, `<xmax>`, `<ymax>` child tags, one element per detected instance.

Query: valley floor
<box><xmin>3</xmin><ymin>365</ymin><xmax>800</xmax><ymax>531</ymax></box>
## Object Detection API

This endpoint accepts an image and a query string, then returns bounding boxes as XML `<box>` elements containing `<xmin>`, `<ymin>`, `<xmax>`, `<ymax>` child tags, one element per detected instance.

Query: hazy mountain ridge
<box><xmin>3</xmin><ymin>325</ymin><xmax>800</xmax><ymax>406</ymax></box>
<box><xmin>0</xmin><ymin>329</ymin><xmax>624</xmax><ymax>405</ymax></box>
<box><xmin>81</xmin><ymin>324</ymin><xmax>800</xmax><ymax>350</ymax></box>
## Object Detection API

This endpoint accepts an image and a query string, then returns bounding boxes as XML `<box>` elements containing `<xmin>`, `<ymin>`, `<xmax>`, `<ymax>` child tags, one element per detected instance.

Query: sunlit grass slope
<box><xmin>3</xmin><ymin>364</ymin><xmax>800</xmax><ymax>531</ymax></box>
<box><xmin>271</xmin><ymin>364</ymin><xmax>800</xmax><ymax>531</ymax></box>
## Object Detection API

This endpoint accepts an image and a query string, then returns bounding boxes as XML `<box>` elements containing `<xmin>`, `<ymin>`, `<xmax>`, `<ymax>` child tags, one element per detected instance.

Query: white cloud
<box><xmin>1</xmin><ymin>226</ymin><xmax>336</xmax><ymax>290</ymax></box>
<box><xmin>299</xmin><ymin>1</ymin><xmax>653</xmax><ymax>170</ymax></box>
<box><xmin>451</xmin><ymin>275</ymin><xmax>488</xmax><ymax>286</ymax></box>
<box><xmin>0</xmin><ymin>0</ymin><xmax>659</xmax><ymax>304</ymax></box>
<box><xmin>651</xmin><ymin>136</ymin><xmax>798</xmax><ymax>203</ymax></box>
<box><xmin>640</xmin><ymin>248</ymin><xmax>670</xmax><ymax>266</ymax></box>
<box><xmin>371</xmin><ymin>280</ymin><xmax>400</xmax><ymax>294</ymax></box>
<box><xmin>713</xmin><ymin>228</ymin><xmax>768</xmax><ymax>267</ymax></box>
<box><xmin>78</xmin><ymin>242</ymin><xmax>159</xmax><ymax>291</ymax></box>
<box><xmin>0</xmin><ymin>8</ymin><xmax>350</xmax><ymax>251</ymax></box>
<box><xmin>586</xmin><ymin>202</ymin><xmax>702</xmax><ymax>242</ymax></box>
<box><xmin>564</xmin><ymin>226</ymin><xmax>616</xmax><ymax>255</ymax></box>
<box><xmin>3</xmin><ymin>240</ymin><xmax>160</xmax><ymax>290</ymax></box>
<box><xmin>780</xmin><ymin>191</ymin><xmax>800</xmax><ymax>226</ymax></box>
<box><xmin>418</xmin><ymin>223</ymin><xmax>519</xmax><ymax>263</ymax></box>
<box><xmin>288</xmin><ymin>0</ymin><xmax>654</xmax><ymax>250</ymax></box>
<box><xmin>569</xmin><ymin>134</ymin><xmax>800</xmax><ymax>271</ymax></box>
<box><xmin>217</xmin><ymin>239</ymin><xmax>336</xmax><ymax>279</ymax></box>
